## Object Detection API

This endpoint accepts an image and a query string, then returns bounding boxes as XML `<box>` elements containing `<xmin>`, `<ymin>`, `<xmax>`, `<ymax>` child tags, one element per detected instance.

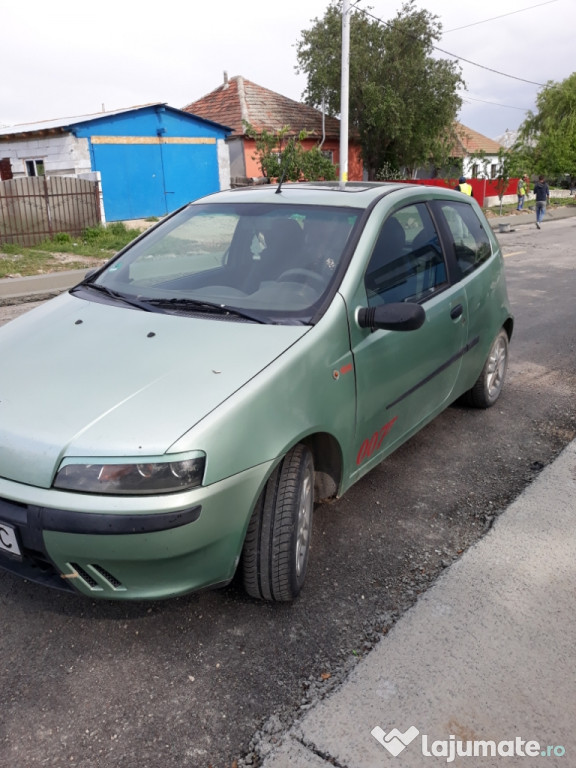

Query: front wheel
<box><xmin>242</xmin><ymin>445</ymin><xmax>314</xmax><ymax>601</ymax></box>
<box><xmin>463</xmin><ymin>329</ymin><xmax>509</xmax><ymax>408</ymax></box>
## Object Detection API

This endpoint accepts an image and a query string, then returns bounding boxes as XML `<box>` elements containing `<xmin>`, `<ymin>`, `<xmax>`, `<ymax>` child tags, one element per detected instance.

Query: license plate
<box><xmin>0</xmin><ymin>522</ymin><xmax>22</xmax><ymax>559</ymax></box>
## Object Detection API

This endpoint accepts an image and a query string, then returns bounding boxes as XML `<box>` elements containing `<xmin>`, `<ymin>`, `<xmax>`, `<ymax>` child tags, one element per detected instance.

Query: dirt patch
<box><xmin>42</xmin><ymin>252</ymin><xmax>110</xmax><ymax>269</ymax></box>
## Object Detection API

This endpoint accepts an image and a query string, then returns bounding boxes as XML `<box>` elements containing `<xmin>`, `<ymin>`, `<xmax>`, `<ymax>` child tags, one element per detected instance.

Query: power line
<box><xmin>462</xmin><ymin>94</ymin><xmax>532</xmax><ymax>112</ymax></box>
<box><xmin>434</xmin><ymin>44</ymin><xmax>546</xmax><ymax>87</ymax></box>
<box><xmin>350</xmin><ymin>3</ymin><xmax>547</xmax><ymax>88</ymax></box>
<box><xmin>442</xmin><ymin>0</ymin><xmax>560</xmax><ymax>34</ymax></box>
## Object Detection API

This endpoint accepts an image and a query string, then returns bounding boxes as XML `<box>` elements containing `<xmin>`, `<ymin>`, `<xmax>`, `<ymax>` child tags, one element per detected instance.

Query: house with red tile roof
<box><xmin>410</xmin><ymin>123</ymin><xmax>510</xmax><ymax>204</ymax></box>
<box><xmin>413</xmin><ymin>122</ymin><xmax>505</xmax><ymax>186</ymax></box>
<box><xmin>452</xmin><ymin>122</ymin><xmax>504</xmax><ymax>179</ymax></box>
<box><xmin>183</xmin><ymin>74</ymin><xmax>364</xmax><ymax>183</ymax></box>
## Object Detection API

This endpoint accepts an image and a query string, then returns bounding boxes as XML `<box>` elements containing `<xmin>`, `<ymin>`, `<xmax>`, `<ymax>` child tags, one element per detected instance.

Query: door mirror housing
<box><xmin>357</xmin><ymin>302</ymin><xmax>426</xmax><ymax>332</ymax></box>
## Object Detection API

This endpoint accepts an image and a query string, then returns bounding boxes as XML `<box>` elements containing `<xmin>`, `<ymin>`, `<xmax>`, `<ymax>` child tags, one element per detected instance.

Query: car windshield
<box><xmin>89</xmin><ymin>202</ymin><xmax>360</xmax><ymax>324</ymax></box>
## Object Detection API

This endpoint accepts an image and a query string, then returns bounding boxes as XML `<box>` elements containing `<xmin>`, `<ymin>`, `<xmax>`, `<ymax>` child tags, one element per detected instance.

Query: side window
<box><xmin>438</xmin><ymin>201</ymin><xmax>492</xmax><ymax>277</ymax></box>
<box><xmin>365</xmin><ymin>204</ymin><xmax>447</xmax><ymax>307</ymax></box>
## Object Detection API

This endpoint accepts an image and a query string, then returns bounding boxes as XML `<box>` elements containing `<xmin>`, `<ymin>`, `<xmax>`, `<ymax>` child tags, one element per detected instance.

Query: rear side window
<box><xmin>437</xmin><ymin>201</ymin><xmax>492</xmax><ymax>277</ymax></box>
<box><xmin>365</xmin><ymin>203</ymin><xmax>447</xmax><ymax>306</ymax></box>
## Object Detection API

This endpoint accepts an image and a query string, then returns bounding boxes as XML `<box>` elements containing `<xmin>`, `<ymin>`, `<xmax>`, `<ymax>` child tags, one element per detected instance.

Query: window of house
<box><xmin>25</xmin><ymin>159</ymin><xmax>45</xmax><ymax>177</ymax></box>
<box><xmin>490</xmin><ymin>163</ymin><xmax>497</xmax><ymax>179</ymax></box>
<box><xmin>321</xmin><ymin>150</ymin><xmax>334</xmax><ymax>163</ymax></box>
<box><xmin>364</xmin><ymin>204</ymin><xmax>447</xmax><ymax>306</ymax></box>
<box><xmin>437</xmin><ymin>201</ymin><xmax>492</xmax><ymax>277</ymax></box>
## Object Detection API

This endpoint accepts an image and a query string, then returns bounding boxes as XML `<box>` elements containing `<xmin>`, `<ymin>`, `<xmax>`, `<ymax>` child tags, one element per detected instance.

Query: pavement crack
<box><xmin>294</xmin><ymin>735</ymin><xmax>350</xmax><ymax>767</ymax></box>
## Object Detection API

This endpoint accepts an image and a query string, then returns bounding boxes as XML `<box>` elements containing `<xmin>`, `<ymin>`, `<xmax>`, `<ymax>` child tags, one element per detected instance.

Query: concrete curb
<box><xmin>0</xmin><ymin>269</ymin><xmax>86</xmax><ymax>307</ymax></box>
<box><xmin>488</xmin><ymin>204</ymin><xmax>576</xmax><ymax>232</ymax></box>
<box><xmin>262</xmin><ymin>439</ymin><xmax>576</xmax><ymax>767</ymax></box>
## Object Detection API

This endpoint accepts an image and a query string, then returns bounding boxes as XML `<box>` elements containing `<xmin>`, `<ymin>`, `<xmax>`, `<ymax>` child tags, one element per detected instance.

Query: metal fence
<box><xmin>406</xmin><ymin>177</ymin><xmax>519</xmax><ymax>208</ymax></box>
<box><xmin>0</xmin><ymin>176</ymin><xmax>102</xmax><ymax>247</ymax></box>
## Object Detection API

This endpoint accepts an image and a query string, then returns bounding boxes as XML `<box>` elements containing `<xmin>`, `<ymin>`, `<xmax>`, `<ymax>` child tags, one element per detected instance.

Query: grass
<box><xmin>0</xmin><ymin>223</ymin><xmax>144</xmax><ymax>279</ymax></box>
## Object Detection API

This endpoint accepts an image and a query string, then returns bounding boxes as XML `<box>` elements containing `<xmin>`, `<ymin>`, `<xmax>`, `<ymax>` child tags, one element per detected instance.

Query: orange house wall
<box><xmin>242</xmin><ymin>137</ymin><xmax>363</xmax><ymax>180</ymax></box>
<box><xmin>243</xmin><ymin>139</ymin><xmax>264</xmax><ymax>178</ymax></box>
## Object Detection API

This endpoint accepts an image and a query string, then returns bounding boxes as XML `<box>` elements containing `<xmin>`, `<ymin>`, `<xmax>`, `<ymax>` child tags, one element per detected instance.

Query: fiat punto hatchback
<box><xmin>0</xmin><ymin>182</ymin><xmax>513</xmax><ymax>601</ymax></box>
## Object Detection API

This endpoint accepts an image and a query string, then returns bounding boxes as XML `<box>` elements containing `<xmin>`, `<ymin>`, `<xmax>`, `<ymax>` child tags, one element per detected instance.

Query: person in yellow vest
<box><xmin>517</xmin><ymin>175</ymin><xmax>529</xmax><ymax>210</ymax></box>
<box><xmin>456</xmin><ymin>176</ymin><xmax>474</xmax><ymax>197</ymax></box>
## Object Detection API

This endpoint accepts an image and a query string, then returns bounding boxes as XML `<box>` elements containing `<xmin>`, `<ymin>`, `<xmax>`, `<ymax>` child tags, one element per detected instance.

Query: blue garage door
<box><xmin>163</xmin><ymin>142</ymin><xmax>220</xmax><ymax>211</ymax></box>
<box><xmin>92</xmin><ymin>139</ymin><xmax>220</xmax><ymax>221</ymax></box>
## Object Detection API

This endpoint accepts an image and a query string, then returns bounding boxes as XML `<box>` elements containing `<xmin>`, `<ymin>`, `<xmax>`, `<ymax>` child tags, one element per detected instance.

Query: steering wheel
<box><xmin>277</xmin><ymin>268</ymin><xmax>326</xmax><ymax>292</ymax></box>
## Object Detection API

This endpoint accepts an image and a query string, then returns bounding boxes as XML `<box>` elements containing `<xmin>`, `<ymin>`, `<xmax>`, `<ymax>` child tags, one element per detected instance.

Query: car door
<box><xmin>431</xmin><ymin>198</ymin><xmax>507</xmax><ymax>379</ymax></box>
<box><xmin>345</xmin><ymin>201</ymin><xmax>469</xmax><ymax>481</ymax></box>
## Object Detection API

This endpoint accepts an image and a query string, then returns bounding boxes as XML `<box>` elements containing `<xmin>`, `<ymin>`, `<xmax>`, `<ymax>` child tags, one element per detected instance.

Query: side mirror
<box><xmin>357</xmin><ymin>302</ymin><xmax>426</xmax><ymax>332</ymax></box>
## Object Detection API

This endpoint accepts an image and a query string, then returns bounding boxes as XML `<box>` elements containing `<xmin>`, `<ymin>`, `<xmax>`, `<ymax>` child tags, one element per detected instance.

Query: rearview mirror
<box><xmin>357</xmin><ymin>302</ymin><xmax>426</xmax><ymax>332</ymax></box>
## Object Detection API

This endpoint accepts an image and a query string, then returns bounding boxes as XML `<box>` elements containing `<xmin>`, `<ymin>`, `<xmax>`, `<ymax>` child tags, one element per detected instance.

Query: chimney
<box><xmin>223</xmin><ymin>71</ymin><xmax>229</xmax><ymax>89</ymax></box>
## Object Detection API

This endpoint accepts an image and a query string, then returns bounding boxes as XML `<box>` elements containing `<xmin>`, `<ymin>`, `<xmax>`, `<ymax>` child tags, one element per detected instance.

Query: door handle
<box><xmin>450</xmin><ymin>304</ymin><xmax>463</xmax><ymax>320</ymax></box>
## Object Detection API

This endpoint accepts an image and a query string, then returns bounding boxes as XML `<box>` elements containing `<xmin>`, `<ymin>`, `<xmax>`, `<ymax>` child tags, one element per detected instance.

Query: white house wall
<box><xmin>463</xmin><ymin>155</ymin><xmax>501</xmax><ymax>179</ymax></box>
<box><xmin>0</xmin><ymin>134</ymin><xmax>92</xmax><ymax>177</ymax></box>
<box><xmin>217</xmin><ymin>139</ymin><xmax>231</xmax><ymax>190</ymax></box>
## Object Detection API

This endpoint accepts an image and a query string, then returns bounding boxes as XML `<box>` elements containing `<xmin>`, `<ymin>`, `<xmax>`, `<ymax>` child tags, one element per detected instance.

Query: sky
<box><xmin>1</xmin><ymin>0</ymin><xmax>572</xmax><ymax>140</ymax></box>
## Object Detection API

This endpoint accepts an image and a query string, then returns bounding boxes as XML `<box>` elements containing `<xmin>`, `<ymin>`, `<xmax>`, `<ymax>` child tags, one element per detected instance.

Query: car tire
<box><xmin>463</xmin><ymin>329</ymin><xmax>509</xmax><ymax>408</ymax></box>
<box><xmin>242</xmin><ymin>444</ymin><xmax>314</xmax><ymax>601</ymax></box>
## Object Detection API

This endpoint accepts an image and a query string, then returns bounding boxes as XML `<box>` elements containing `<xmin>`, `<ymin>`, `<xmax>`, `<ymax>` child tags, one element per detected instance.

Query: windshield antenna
<box><xmin>275</xmin><ymin>170</ymin><xmax>286</xmax><ymax>194</ymax></box>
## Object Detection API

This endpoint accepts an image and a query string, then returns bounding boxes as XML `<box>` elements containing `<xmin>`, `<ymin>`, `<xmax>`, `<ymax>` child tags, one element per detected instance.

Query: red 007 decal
<box><xmin>356</xmin><ymin>416</ymin><xmax>398</xmax><ymax>465</ymax></box>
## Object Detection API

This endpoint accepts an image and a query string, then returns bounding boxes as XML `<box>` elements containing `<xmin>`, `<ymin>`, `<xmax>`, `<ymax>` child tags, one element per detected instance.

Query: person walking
<box><xmin>456</xmin><ymin>176</ymin><xmax>474</xmax><ymax>196</ymax></box>
<box><xmin>533</xmin><ymin>175</ymin><xmax>550</xmax><ymax>229</ymax></box>
<box><xmin>517</xmin><ymin>175</ymin><xmax>528</xmax><ymax>210</ymax></box>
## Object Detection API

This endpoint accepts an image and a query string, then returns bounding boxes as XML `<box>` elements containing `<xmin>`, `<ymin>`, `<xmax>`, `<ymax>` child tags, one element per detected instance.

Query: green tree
<box><xmin>469</xmin><ymin>148</ymin><xmax>523</xmax><ymax>215</ymax></box>
<box><xmin>244</xmin><ymin>123</ymin><xmax>337</xmax><ymax>182</ymax></box>
<box><xmin>493</xmin><ymin>148</ymin><xmax>519</xmax><ymax>215</ymax></box>
<box><xmin>295</xmin><ymin>0</ymin><xmax>463</xmax><ymax>178</ymax></box>
<box><xmin>518</xmin><ymin>72</ymin><xmax>576</xmax><ymax>179</ymax></box>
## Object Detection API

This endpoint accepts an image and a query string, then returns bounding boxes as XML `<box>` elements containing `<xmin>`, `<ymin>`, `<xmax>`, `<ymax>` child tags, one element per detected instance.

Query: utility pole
<box><xmin>339</xmin><ymin>0</ymin><xmax>350</xmax><ymax>188</ymax></box>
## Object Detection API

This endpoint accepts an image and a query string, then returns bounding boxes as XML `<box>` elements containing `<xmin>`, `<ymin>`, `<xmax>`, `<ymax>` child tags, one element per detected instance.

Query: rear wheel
<box><xmin>463</xmin><ymin>329</ymin><xmax>509</xmax><ymax>408</ymax></box>
<box><xmin>242</xmin><ymin>445</ymin><xmax>314</xmax><ymax>601</ymax></box>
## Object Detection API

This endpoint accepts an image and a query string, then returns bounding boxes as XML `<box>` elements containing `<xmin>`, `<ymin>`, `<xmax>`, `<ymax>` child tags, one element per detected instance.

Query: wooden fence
<box><xmin>0</xmin><ymin>176</ymin><xmax>102</xmax><ymax>247</ymax></box>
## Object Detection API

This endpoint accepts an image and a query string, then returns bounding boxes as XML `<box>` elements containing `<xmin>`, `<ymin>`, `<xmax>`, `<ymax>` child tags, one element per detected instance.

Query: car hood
<box><xmin>0</xmin><ymin>294</ymin><xmax>307</xmax><ymax>488</ymax></box>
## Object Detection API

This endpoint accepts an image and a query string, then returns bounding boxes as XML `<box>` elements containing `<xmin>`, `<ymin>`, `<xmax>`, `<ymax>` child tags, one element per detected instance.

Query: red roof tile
<box><xmin>452</xmin><ymin>122</ymin><xmax>503</xmax><ymax>157</ymax></box>
<box><xmin>183</xmin><ymin>75</ymin><xmax>341</xmax><ymax>139</ymax></box>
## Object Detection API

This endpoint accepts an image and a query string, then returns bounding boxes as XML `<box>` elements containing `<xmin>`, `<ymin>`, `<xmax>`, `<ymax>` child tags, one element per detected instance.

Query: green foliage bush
<box><xmin>52</xmin><ymin>232</ymin><xmax>72</xmax><ymax>244</ymax></box>
<box><xmin>245</xmin><ymin>123</ymin><xmax>337</xmax><ymax>182</ymax></box>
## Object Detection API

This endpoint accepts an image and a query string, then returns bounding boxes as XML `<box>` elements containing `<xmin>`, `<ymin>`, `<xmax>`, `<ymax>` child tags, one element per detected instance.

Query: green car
<box><xmin>0</xmin><ymin>182</ymin><xmax>512</xmax><ymax>602</ymax></box>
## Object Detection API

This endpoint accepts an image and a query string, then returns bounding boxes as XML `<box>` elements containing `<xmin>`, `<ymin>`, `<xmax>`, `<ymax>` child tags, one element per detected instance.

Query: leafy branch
<box><xmin>244</xmin><ymin>122</ymin><xmax>337</xmax><ymax>182</ymax></box>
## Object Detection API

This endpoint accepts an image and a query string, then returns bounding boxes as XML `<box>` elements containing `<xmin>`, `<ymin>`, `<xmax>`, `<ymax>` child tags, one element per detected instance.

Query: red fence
<box><xmin>404</xmin><ymin>178</ymin><xmax>518</xmax><ymax>207</ymax></box>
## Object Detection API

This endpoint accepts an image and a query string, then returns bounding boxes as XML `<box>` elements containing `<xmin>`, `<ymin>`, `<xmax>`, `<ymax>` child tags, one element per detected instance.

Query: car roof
<box><xmin>194</xmin><ymin>181</ymin><xmax>471</xmax><ymax>210</ymax></box>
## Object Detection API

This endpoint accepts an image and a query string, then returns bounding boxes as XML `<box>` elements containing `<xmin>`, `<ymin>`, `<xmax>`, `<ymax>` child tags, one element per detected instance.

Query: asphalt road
<box><xmin>1</xmin><ymin>217</ymin><xmax>575</xmax><ymax>768</ymax></box>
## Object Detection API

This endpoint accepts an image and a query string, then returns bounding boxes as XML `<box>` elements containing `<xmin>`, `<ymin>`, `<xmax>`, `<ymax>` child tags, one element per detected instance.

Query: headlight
<box><xmin>53</xmin><ymin>453</ymin><xmax>205</xmax><ymax>495</ymax></box>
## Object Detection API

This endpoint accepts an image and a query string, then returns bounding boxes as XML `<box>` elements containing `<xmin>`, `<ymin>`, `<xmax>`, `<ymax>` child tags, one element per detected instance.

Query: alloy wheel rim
<box><xmin>486</xmin><ymin>337</ymin><xmax>507</xmax><ymax>398</ymax></box>
<box><xmin>295</xmin><ymin>467</ymin><xmax>313</xmax><ymax>578</ymax></box>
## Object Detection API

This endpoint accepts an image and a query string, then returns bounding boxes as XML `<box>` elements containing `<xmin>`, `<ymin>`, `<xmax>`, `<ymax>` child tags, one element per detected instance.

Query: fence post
<box><xmin>43</xmin><ymin>176</ymin><xmax>54</xmax><ymax>239</ymax></box>
<box><xmin>95</xmin><ymin>171</ymin><xmax>106</xmax><ymax>225</ymax></box>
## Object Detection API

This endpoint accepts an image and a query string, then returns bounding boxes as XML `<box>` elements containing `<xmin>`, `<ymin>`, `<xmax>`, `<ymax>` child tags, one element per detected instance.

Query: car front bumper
<box><xmin>0</xmin><ymin>461</ymin><xmax>273</xmax><ymax>600</ymax></box>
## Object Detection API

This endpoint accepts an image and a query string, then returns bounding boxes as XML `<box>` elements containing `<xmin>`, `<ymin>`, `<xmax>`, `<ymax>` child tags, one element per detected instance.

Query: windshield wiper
<box><xmin>73</xmin><ymin>283</ymin><xmax>167</xmax><ymax>313</ymax></box>
<box><xmin>145</xmin><ymin>297</ymin><xmax>268</xmax><ymax>324</ymax></box>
